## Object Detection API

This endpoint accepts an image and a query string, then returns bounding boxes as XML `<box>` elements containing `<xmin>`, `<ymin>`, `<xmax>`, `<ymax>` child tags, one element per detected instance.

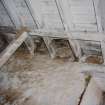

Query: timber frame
<box><xmin>29</xmin><ymin>30</ymin><xmax>105</xmax><ymax>63</ymax></box>
<box><xmin>0</xmin><ymin>0</ymin><xmax>105</xmax><ymax>104</ymax></box>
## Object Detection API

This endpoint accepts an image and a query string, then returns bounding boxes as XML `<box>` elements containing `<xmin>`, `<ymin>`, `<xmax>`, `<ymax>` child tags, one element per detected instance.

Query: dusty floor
<box><xmin>0</xmin><ymin>48</ymin><xmax>85</xmax><ymax>105</ymax></box>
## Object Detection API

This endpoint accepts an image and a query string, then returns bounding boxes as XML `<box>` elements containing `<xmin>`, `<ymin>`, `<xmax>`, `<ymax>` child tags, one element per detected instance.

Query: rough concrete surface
<box><xmin>0</xmin><ymin>49</ymin><xmax>85</xmax><ymax>105</ymax></box>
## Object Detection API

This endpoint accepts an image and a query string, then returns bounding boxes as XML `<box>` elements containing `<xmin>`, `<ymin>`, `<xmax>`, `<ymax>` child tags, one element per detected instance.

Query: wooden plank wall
<box><xmin>98</xmin><ymin>0</ymin><xmax>105</xmax><ymax>32</ymax></box>
<box><xmin>0</xmin><ymin>1</ymin><xmax>13</xmax><ymax>26</ymax></box>
<box><xmin>0</xmin><ymin>0</ymin><xmax>105</xmax><ymax>60</ymax></box>
<box><xmin>29</xmin><ymin>0</ymin><xmax>65</xmax><ymax>31</ymax></box>
<box><xmin>58</xmin><ymin>0</ymin><xmax>98</xmax><ymax>32</ymax></box>
<box><xmin>11</xmin><ymin>0</ymin><xmax>37</xmax><ymax>30</ymax></box>
<box><xmin>29</xmin><ymin>0</ymin><xmax>98</xmax><ymax>32</ymax></box>
<box><xmin>1</xmin><ymin>0</ymin><xmax>37</xmax><ymax>30</ymax></box>
<box><xmin>28</xmin><ymin>0</ymin><xmax>103</xmax><ymax>57</ymax></box>
<box><xmin>0</xmin><ymin>0</ymin><xmax>103</xmax><ymax>32</ymax></box>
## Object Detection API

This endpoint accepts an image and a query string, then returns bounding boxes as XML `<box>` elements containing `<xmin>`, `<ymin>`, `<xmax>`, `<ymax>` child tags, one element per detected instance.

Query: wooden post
<box><xmin>101</xmin><ymin>40</ymin><xmax>105</xmax><ymax>65</ymax></box>
<box><xmin>43</xmin><ymin>37</ymin><xmax>56</xmax><ymax>59</ymax></box>
<box><xmin>25</xmin><ymin>35</ymin><xmax>35</xmax><ymax>57</ymax></box>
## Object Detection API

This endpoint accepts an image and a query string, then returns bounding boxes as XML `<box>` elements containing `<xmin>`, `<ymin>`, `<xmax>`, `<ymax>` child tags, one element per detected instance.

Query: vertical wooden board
<box><xmin>0</xmin><ymin>1</ymin><xmax>13</xmax><ymax>26</ymax></box>
<box><xmin>2</xmin><ymin>0</ymin><xmax>37</xmax><ymax>30</ymax></box>
<box><xmin>40</xmin><ymin>0</ymin><xmax>64</xmax><ymax>30</ymax></box>
<box><xmin>93</xmin><ymin>0</ymin><xmax>102</xmax><ymax>32</ymax></box>
<box><xmin>98</xmin><ymin>0</ymin><xmax>105</xmax><ymax>32</ymax></box>
<box><xmin>10</xmin><ymin>0</ymin><xmax>37</xmax><ymax>30</ymax></box>
<box><xmin>30</xmin><ymin>0</ymin><xmax>64</xmax><ymax>31</ymax></box>
<box><xmin>2</xmin><ymin>0</ymin><xmax>21</xmax><ymax>28</ymax></box>
<box><xmin>60</xmin><ymin>0</ymin><xmax>98</xmax><ymax>32</ymax></box>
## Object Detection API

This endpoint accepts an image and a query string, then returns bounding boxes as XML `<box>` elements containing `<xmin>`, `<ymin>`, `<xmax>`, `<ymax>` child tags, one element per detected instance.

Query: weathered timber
<box><xmin>30</xmin><ymin>31</ymin><xmax>81</xmax><ymax>59</ymax></box>
<box><xmin>0</xmin><ymin>32</ymin><xmax>28</xmax><ymax>68</ymax></box>
<box><xmin>99</xmin><ymin>0</ymin><xmax>105</xmax><ymax>32</ymax></box>
<box><xmin>79</xmin><ymin>63</ymin><xmax>105</xmax><ymax>78</ymax></box>
<box><xmin>30</xmin><ymin>31</ymin><xmax>105</xmax><ymax>41</ymax></box>
<box><xmin>80</xmin><ymin>78</ymin><xmax>103</xmax><ymax>105</ymax></box>
<box><xmin>43</xmin><ymin>37</ymin><xmax>56</xmax><ymax>58</ymax></box>
<box><xmin>25</xmin><ymin>35</ymin><xmax>35</xmax><ymax>57</ymax></box>
<box><xmin>30</xmin><ymin>31</ymin><xmax>105</xmax><ymax>60</ymax></box>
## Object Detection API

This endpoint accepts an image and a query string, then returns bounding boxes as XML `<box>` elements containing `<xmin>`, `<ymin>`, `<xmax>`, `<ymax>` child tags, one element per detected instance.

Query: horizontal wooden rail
<box><xmin>78</xmin><ymin>62</ymin><xmax>105</xmax><ymax>79</ymax></box>
<box><xmin>29</xmin><ymin>30</ymin><xmax>105</xmax><ymax>41</ymax></box>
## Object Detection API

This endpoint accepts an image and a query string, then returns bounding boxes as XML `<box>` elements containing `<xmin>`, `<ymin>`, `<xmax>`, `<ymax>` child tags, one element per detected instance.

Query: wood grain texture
<box><xmin>1</xmin><ymin>0</ymin><xmax>101</xmax><ymax>33</ymax></box>
<box><xmin>29</xmin><ymin>0</ymin><xmax>64</xmax><ymax>30</ymax></box>
<box><xmin>0</xmin><ymin>1</ymin><xmax>13</xmax><ymax>26</ymax></box>
<box><xmin>58</xmin><ymin>0</ymin><xmax>98</xmax><ymax>32</ymax></box>
<box><xmin>2</xmin><ymin>0</ymin><xmax>37</xmax><ymax>30</ymax></box>
<box><xmin>98</xmin><ymin>0</ymin><xmax>105</xmax><ymax>32</ymax></box>
<box><xmin>0</xmin><ymin>32</ymin><xmax>28</xmax><ymax>68</ymax></box>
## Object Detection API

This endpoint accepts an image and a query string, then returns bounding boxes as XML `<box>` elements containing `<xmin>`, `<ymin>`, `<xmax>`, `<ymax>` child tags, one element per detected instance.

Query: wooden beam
<box><xmin>79</xmin><ymin>63</ymin><xmax>105</xmax><ymax>78</ymax></box>
<box><xmin>0</xmin><ymin>32</ymin><xmax>28</xmax><ymax>68</ymax></box>
<box><xmin>30</xmin><ymin>30</ymin><xmax>105</xmax><ymax>41</ymax></box>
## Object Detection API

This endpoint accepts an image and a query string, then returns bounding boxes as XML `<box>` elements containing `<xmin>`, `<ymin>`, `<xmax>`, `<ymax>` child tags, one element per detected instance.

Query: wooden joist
<box><xmin>30</xmin><ymin>30</ymin><xmax>105</xmax><ymax>41</ymax></box>
<box><xmin>0</xmin><ymin>32</ymin><xmax>34</xmax><ymax>68</ymax></box>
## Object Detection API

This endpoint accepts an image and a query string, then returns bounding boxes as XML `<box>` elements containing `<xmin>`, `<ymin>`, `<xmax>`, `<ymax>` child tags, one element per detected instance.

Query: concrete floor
<box><xmin>0</xmin><ymin>49</ymin><xmax>85</xmax><ymax>105</ymax></box>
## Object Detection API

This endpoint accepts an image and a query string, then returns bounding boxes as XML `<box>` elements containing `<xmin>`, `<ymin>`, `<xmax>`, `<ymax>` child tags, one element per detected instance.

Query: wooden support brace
<box><xmin>25</xmin><ymin>35</ymin><xmax>35</xmax><ymax>57</ymax></box>
<box><xmin>68</xmin><ymin>36</ymin><xmax>82</xmax><ymax>60</ymax></box>
<box><xmin>43</xmin><ymin>37</ymin><xmax>56</xmax><ymax>59</ymax></box>
<box><xmin>0</xmin><ymin>32</ymin><xmax>28</xmax><ymax>68</ymax></box>
<box><xmin>0</xmin><ymin>32</ymin><xmax>35</xmax><ymax>68</ymax></box>
<box><xmin>30</xmin><ymin>31</ymin><xmax>82</xmax><ymax>60</ymax></box>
